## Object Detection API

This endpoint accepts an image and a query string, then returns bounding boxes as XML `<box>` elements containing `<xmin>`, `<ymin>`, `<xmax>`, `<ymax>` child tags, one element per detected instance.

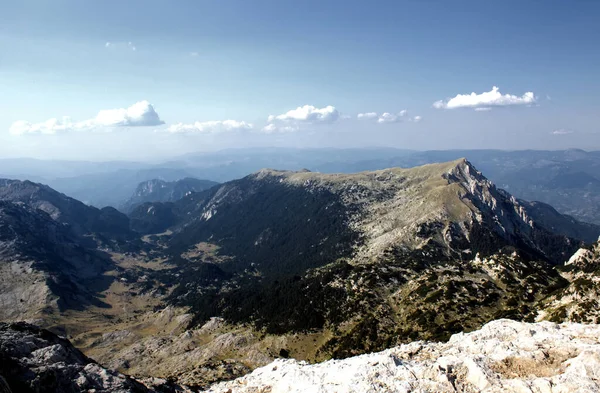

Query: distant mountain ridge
<box><xmin>4</xmin><ymin>149</ymin><xmax>600</xmax><ymax>225</ymax></box>
<box><xmin>122</xmin><ymin>177</ymin><xmax>218</xmax><ymax>213</ymax></box>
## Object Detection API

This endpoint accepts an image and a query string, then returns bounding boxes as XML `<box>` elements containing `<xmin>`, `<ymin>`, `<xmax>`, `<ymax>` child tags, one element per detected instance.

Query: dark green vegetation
<box><xmin>160</xmin><ymin>241</ymin><xmax>568</xmax><ymax>359</ymax></box>
<box><xmin>170</xmin><ymin>178</ymin><xmax>360</xmax><ymax>278</ymax></box>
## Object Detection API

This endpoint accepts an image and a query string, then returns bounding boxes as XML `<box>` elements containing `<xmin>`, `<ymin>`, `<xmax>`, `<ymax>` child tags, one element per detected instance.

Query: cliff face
<box><xmin>122</xmin><ymin>178</ymin><xmax>218</xmax><ymax>213</ymax></box>
<box><xmin>202</xmin><ymin>319</ymin><xmax>600</xmax><ymax>393</ymax></box>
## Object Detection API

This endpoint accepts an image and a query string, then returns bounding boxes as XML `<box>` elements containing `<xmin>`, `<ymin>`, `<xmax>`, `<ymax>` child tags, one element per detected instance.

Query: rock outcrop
<box><xmin>537</xmin><ymin>239</ymin><xmax>600</xmax><ymax>323</ymax></box>
<box><xmin>0</xmin><ymin>322</ymin><xmax>186</xmax><ymax>393</ymax></box>
<box><xmin>203</xmin><ymin>319</ymin><xmax>600</xmax><ymax>393</ymax></box>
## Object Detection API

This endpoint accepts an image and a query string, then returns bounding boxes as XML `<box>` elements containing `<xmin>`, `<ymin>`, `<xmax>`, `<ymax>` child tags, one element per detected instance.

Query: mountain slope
<box><xmin>0</xmin><ymin>202</ymin><xmax>114</xmax><ymax>320</ymax></box>
<box><xmin>47</xmin><ymin>167</ymin><xmax>198</xmax><ymax>208</ymax></box>
<box><xmin>126</xmin><ymin>159</ymin><xmax>588</xmax><ymax>360</ymax></box>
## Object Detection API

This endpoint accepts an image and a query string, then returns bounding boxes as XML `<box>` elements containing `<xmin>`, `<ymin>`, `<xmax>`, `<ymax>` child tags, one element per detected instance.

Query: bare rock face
<box><xmin>0</xmin><ymin>322</ymin><xmax>186</xmax><ymax>393</ymax></box>
<box><xmin>202</xmin><ymin>319</ymin><xmax>600</xmax><ymax>393</ymax></box>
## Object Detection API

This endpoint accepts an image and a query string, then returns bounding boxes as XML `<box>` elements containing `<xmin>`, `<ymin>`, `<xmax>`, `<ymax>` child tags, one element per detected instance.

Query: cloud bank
<box><xmin>260</xmin><ymin>105</ymin><xmax>340</xmax><ymax>133</ymax></box>
<box><xmin>433</xmin><ymin>86</ymin><xmax>536</xmax><ymax>110</ymax></box>
<box><xmin>167</xmin><ymin>120</ymin><xmax>253</xmax><ymax>134</ymax></box>
<box><xmin>267</xmin><ymin>105</ymin><xmax>340</xmax><ymax>124</ymax></box>
<box><xmin>10</xmin><ymin>101</ymin><xmax>164</xmax><ymax>135</ymax></box>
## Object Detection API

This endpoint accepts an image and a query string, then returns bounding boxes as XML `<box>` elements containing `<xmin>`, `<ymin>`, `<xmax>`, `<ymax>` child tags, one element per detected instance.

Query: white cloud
<box><xmin>474</xmin><ymin>107</ymin><xmax>492</xmax><ymax>112</ymax></box>
<box><xmin>167</xmin><ymin>120</ymin><xmax>253</xmax><ymax>134</ymax></box>
<box><xmin>260</xmin><ymin>123</ymin><xmax>299</xmax><ymax>134</ymax></box>
<box><xmin>552</xmin><ymin>129</ymin><xmax>574</xmax><ymax>135</ymax></box>
<box><xmin>377</xmin><ymin>112</ymin><xmax>402</xmax><ymax>123</ymax></box>
<box><xmin>357</xmin><ymin>112</ymin><xmax>378</xmax><ymax>119</ymax></box>
<box><xmin>268</xmin><ymin>105</ymin><xmax>340</xmax><ymax>124</ymax></box>
<box><xmin>95</xmin><ymin>101</ymin><xmax>164</xmax><ymax>127</ymax></box>
<box><xmin>10</xmin><ymin>118</ymin><xmax>77</xmax><ymax>136</ymax></box>
<box><xmin>9</xmin><ymin>101</ymin><xmax>164</xmax><ymax>135</ymax></box>
<box><xmin>410</xmin><ymin>115</ymin><xmax>422</xmax><ymax>123</ymax></box>
<box><xmin>433</xmin><ymin>86</ymin><xmax>536</xmax><ymax>110</ymax></box>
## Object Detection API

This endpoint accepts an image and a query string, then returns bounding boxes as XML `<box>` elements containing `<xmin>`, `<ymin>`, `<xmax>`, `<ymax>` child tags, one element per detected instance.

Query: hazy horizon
<box><xmin>1</xmin><ymin>146</ymin><xmax>599</xmax><ymax>165</ymax></box>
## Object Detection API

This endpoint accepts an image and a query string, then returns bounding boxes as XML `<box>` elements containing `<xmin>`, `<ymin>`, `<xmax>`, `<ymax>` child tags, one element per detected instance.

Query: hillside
<box><xmin>0</xmin><ymin>202</ymin><xmax>114</xmax><ymax>320</ymax></box>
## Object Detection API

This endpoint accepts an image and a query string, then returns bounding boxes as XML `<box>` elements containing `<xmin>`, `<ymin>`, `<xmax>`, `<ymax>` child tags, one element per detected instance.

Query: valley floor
<box><xmin>34</xmin><ymin>250</ymin><xmax>335</xmax><ymax>387</ymax></box>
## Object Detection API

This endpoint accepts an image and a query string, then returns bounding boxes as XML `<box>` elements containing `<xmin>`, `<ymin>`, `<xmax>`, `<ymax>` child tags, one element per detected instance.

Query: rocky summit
<box><xmin>203</xmin><ymin>319</ymin><xmax>600</xmax><ymax>393</ymax></box>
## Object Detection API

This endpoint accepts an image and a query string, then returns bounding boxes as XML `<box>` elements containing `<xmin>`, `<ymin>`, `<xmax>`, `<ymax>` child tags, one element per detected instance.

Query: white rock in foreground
<box><xmin>202</xmin><ymin>319</ymin><xmax>600</xmax><ymax>393</ymax></box>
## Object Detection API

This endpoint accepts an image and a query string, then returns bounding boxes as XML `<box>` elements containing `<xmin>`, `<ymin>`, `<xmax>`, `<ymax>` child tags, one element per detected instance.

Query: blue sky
<box><xmin>1</xmin><ymin>0</ymin><xmax>599</xmax><ymax>160</ymax></box>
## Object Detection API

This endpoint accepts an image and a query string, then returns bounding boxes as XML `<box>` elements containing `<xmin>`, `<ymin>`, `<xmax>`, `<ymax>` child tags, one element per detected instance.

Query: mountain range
<box><xmin>1</xmin><ymin>158</ymin><xmax>600</xmax><ymax>390</ymax></box>
<box><xmin>2</xmin><ymin>148</ymin><xmax>600</xmax><ymax>225</ymax></box>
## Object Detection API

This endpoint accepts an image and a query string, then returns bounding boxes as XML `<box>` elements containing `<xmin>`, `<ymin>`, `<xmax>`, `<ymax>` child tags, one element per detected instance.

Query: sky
<box><xmin>1</xmin><ymin>0</ymin><xmax>599</xmax><ymax>161</ymax></box>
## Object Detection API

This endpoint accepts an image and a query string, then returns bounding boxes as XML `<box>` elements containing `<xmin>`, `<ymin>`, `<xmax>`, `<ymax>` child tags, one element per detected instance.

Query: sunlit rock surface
<box><xmin>203</xmin><ymin>319</ymin><xmax>600</xmax><ymax>393</ymax></box>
